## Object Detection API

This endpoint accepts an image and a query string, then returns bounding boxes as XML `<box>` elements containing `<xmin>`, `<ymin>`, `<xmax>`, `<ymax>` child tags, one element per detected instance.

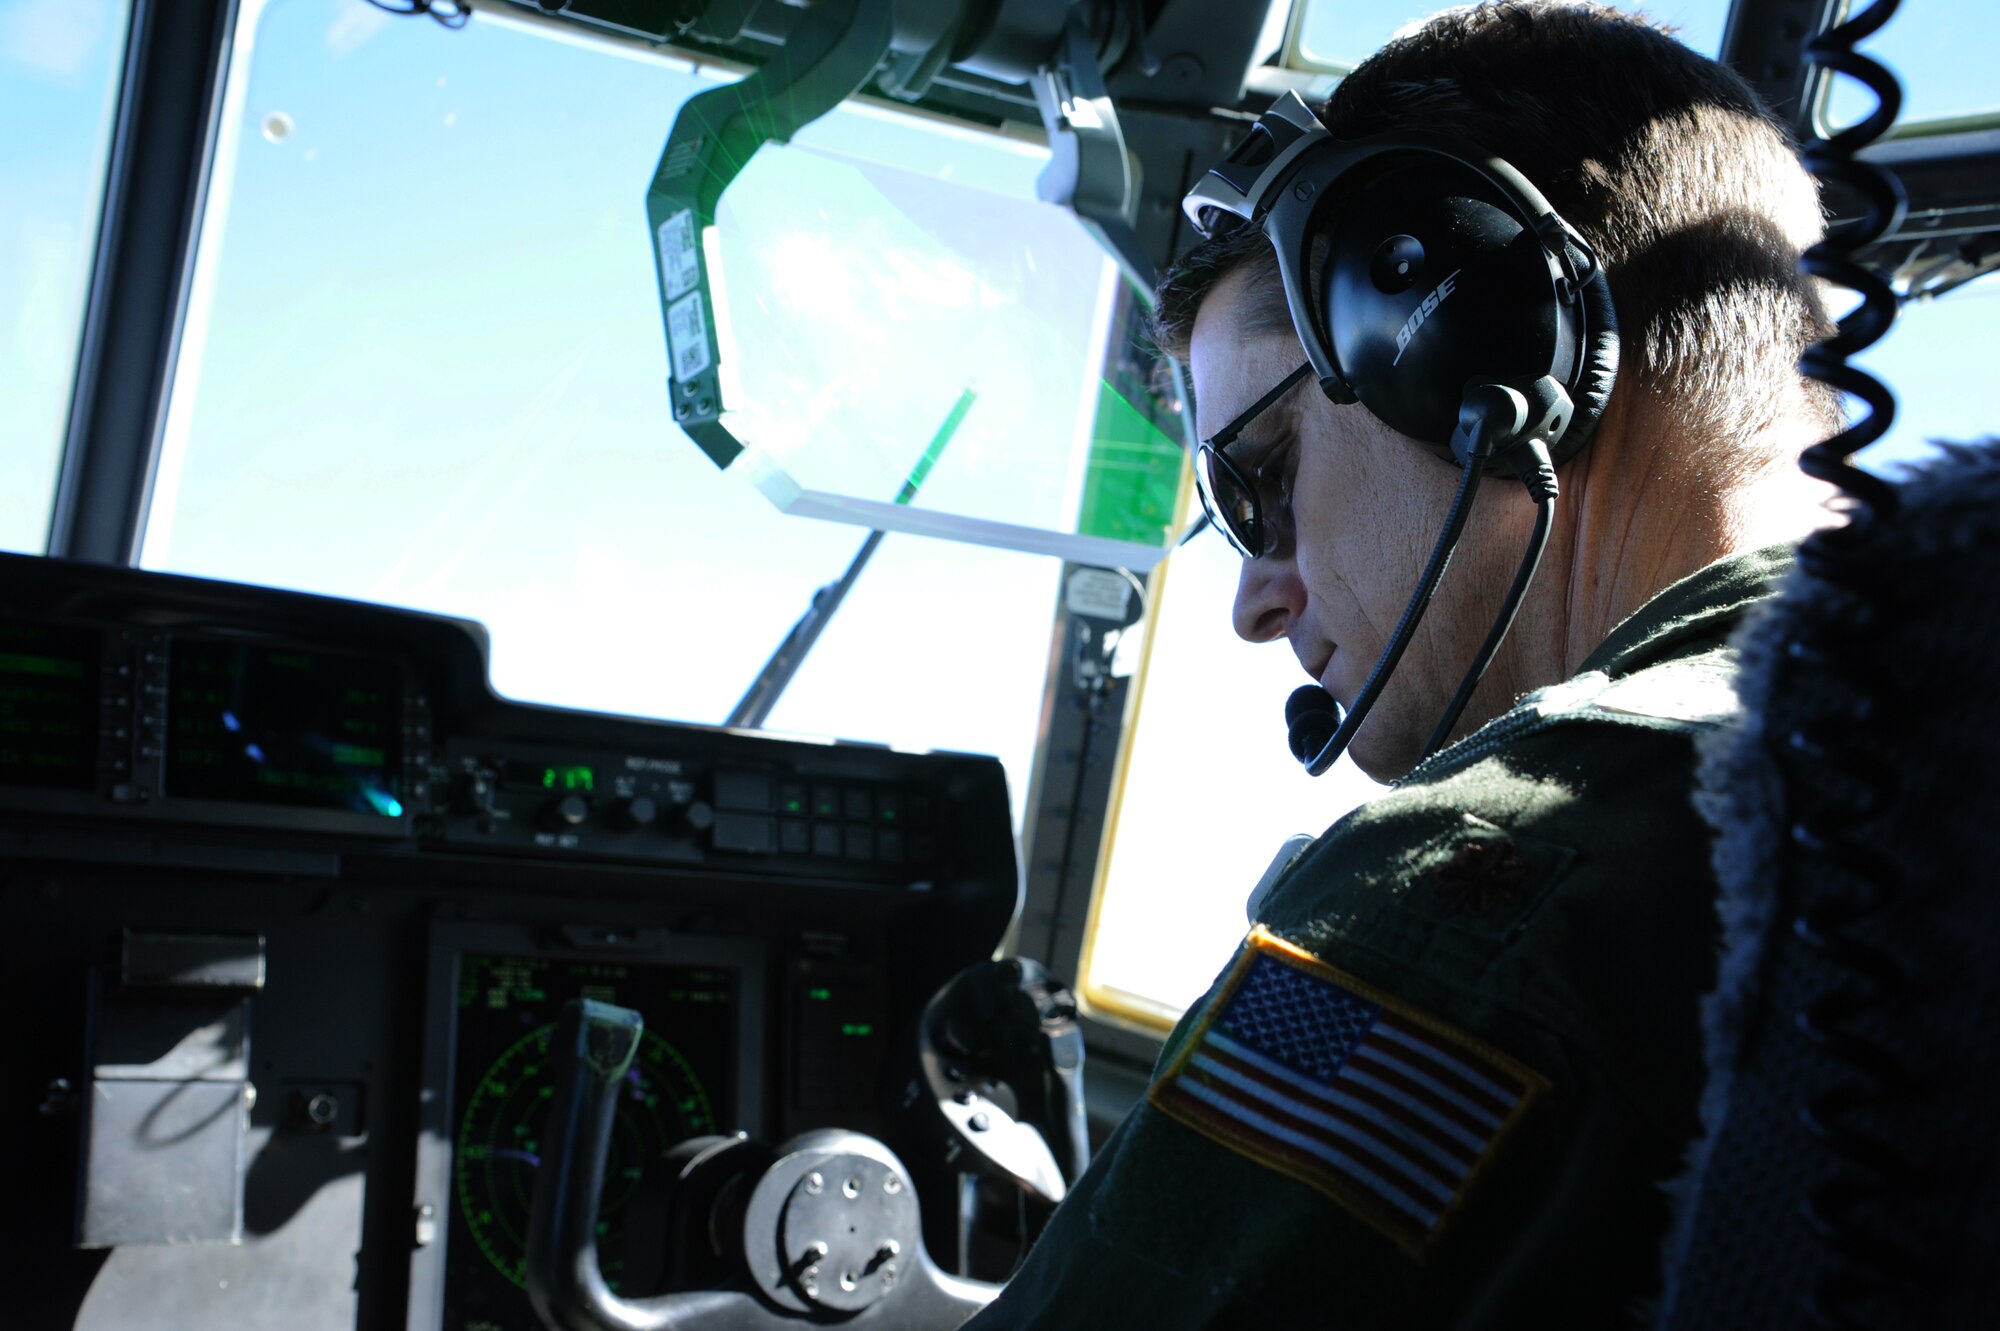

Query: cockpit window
<box><xmin>1083</xmin><ymin>529</ymin><xmax>1385</xmax><ymax>1025</ymax></box>
<box><xmin>1287</xmin><ymin>0</ymin><xmax>1992</xmax><ymax>133</ymax></box>
<box><xmin>0</xmin><ymin>0</ymin><xmax>132</xmax><ymax>554</ymax></box>
<box><xmin>1821</xmin><ymin>0</ymin><xmax>2000</xmax><ymax>132</ymax></box>
<box><xmin>1290</xmin><ymin>0</ymin><xmax>1733</xmax><ymax>69</ymax></box>
<box><xmin>138</xmin><ymin>0</ymin><xmax>1127</xmax><ymax>828</ymax></box>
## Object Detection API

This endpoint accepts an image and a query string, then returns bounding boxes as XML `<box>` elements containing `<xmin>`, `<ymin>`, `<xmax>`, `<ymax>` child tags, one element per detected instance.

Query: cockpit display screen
<box><xmin>444</xmin><ymin>953</ymin><xmax>738</xmax><ymax>1330</ymax></box>
<box><xmin>164</xmin><ymin>639</ymin><xmax>403</xmax><ymax>816</ymax></box>
<box><xmin>0</xmin><ymin>619</ymin><xmax>99</xmax><ymax>790</ymax></box>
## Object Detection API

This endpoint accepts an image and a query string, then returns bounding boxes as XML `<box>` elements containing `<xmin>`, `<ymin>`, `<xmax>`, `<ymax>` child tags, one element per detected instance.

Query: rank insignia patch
<box><xmin>1148</xmin><ymin>926</ymin><xmax>1548</xmax><ymax>1258</ymax></box>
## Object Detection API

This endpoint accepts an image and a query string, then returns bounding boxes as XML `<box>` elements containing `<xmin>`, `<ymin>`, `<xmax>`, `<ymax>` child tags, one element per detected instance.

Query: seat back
<box><xmin>1657</xmin><ymin>441</ymin><xmax>2000</xmax><ymax>1330</ymax></box>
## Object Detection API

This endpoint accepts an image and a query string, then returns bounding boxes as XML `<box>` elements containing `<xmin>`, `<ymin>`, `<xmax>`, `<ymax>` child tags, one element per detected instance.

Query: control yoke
<box><xmin>526</xmin><ymin>1000</ymin><xmax>997</xmax><ymax>1331</ymax></box>
<box><xmin>916</xmin><ymin>958</ymin><xmax>1089</xmax><ymax>1202</ymax></box>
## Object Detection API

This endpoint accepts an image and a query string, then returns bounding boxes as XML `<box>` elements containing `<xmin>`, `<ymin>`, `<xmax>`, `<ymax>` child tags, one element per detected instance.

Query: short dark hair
<box><xmin>1154</xmin><ymin>1</ymin><xmax>1838</xmax><ymax>475</ymax></box>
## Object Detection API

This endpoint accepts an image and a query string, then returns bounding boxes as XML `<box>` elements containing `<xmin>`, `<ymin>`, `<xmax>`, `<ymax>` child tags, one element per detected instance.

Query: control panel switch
<box><xmin>538</xmin><ymin>793</ymin><xmax>590</xmax><ymax>831</ymax></box>
<box><xmin>610</xmin><ymin>795</ymin><xmax>658</xmax><ymax>831</ymax></box>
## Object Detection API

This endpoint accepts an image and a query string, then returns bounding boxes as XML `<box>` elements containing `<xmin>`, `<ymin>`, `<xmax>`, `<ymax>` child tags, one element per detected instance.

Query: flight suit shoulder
<box><xmin>1252</xmin><ymin>648</ymin><xmax>1738</xmax><ymax>1119</ymax></box>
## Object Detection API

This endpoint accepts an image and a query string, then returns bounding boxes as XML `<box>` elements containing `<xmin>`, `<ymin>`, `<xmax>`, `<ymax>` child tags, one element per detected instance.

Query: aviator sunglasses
<box><xmin>1193</xmin><ymin>361</ymin><xmax>1313</xmax><ymax>558</ymax></box>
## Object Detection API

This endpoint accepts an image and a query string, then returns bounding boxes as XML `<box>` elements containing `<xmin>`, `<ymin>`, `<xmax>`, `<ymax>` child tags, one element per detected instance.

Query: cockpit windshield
<box><xmin>134</xmin><ymin>0</ymin><xmax>1171</xmax><ymax>828</ymax></box>
<box><xmin>0</xmin><ymin>0</ymin><xmax>131</xmax><ymax>552</ymax></box>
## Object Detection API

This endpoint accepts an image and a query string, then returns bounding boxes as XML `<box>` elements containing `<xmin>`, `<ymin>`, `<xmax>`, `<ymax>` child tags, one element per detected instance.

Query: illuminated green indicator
<box><xmin>840</xmin><ymin>1023</ymin><xmax>874</xmax><ymax>1037</ymax></box>
<box><xmin>806</xmin><ymin>987</ymin><xmax>831</xmax><ymax>1001</ymax></box>
<box><xmin>542</xmin><ymin>765</ymin><xmax>595</xmax><ymax>793</ymax></box>
<box><xmin>783</xmin><ymin>797</ymin><xmax>805</xmax><ymax>814</ymax></box>
<box><xmin>0</xmin><ymin>652</ymin><xmax>83</xmax><ymax>678</ymax></box>
<box><xmin>331</xmin><ymin>744</ymin><xmax>385</xmax><ymax>767</ymax></box>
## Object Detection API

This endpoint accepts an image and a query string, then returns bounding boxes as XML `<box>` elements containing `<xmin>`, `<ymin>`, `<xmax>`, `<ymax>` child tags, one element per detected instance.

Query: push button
<box><xmin>711</xmin><ymin>812</ymin><xmax>775</xmax><ymax>854</ymax></box>
<box><xmin>714</xmin><ymin>771</ymin><xmax>772</xmax><ymax>812</ymax></box>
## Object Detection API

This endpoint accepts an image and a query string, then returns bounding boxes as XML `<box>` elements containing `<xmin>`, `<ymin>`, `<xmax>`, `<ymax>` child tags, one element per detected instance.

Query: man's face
<box><xmin>1188</xmin><ymin>270</ymin><xmax>1525</xmax><ymax>780</ymax></box>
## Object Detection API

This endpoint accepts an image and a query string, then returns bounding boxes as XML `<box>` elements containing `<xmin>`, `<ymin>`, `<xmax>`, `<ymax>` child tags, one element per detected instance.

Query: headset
<box><xmin>1181</xmin><ymin>91</ymin><xmax>1621</xmax><ymax>773</ymax></box>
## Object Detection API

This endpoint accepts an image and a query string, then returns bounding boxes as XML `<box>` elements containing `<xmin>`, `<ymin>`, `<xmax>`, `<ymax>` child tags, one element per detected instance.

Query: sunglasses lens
<box><xmin>1196</xmin><ymin>447</ymin><xmax>1261</xmax><ymax>557</ymax></box>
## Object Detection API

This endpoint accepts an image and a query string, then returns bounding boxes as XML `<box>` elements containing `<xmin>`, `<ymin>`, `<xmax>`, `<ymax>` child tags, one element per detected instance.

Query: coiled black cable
<box><xmin>1786</xmin><ymin>2</ymin><xmax>1910</xmax><ymax>1325</ymax></box>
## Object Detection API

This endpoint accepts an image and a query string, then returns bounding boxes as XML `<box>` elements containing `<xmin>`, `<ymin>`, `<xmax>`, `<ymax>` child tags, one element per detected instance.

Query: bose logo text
<box><xmin>1392</xmin><ymin>269</ymin><xmax>1461</xmax><ymax>366</ymax></box>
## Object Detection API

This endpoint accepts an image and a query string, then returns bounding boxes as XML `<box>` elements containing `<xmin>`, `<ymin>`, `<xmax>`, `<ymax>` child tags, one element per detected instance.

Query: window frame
<box><xmin>45</xmin><ymin>0</ymin><xmax>238</xmax><ymax>565</ymax></box>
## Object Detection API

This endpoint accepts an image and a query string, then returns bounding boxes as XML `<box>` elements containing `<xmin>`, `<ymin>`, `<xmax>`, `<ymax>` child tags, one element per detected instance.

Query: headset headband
<box><xmin>1183</xmin><ymin>92</ymin><xmax>1599</xmax><ymax>408</ymax></box>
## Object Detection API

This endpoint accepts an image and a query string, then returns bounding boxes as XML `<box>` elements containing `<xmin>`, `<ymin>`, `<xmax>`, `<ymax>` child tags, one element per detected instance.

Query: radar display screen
<box><xmin>444</xmin><ymin>953</ymin><xmax>737</xmax><ymax>1330</ymax></box>
<box><xmin>164</xmin><ymin>639</ymin><xmax>403</xmax><ymax>815</ymax></box>
<box><xmin>0</xmin><ymin>619</ymin><xmax>99</xmax><ymax>790</ymax></box>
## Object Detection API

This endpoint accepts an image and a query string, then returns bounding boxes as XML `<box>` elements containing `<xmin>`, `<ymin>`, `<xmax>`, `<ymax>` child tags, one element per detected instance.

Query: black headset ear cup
<box><xmin>1550</xmin><ymin>268</ymin><xmax>1620</xmax><ymax>465</ymax></box>
<box><xmin>1319</xmin><ymin>165</ymin><xmax>1554</xmax><ymax>446</ymax></box>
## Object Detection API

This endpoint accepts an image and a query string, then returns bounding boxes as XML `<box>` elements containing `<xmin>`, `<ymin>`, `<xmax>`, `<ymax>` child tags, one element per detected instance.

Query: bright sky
<box><xmin>0</xmin><ymin>0</ymin><xmax>127</xmax><ymax>551</ymax></box>
<box><xmin>135</xmin><ymin>0</ymin><xmax>1130</xmax><ymax>837</ymax></box>
<box><xmin>2</xmin><ymin>0</ymin><xmax>1994</xmax><ymax>1018</ymax></box>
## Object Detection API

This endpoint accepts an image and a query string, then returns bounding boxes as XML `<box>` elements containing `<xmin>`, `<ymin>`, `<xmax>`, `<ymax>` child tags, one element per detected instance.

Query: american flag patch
<box><xmin>1149</xmin><ymin>926</ymin><xmax>1548</xmax><ymax>1258</ymax></box>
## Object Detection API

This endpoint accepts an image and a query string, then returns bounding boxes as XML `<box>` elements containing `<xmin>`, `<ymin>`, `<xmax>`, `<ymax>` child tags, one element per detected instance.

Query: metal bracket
<box><xmin>78</xmin><ymin>932</ymin><xmax>267</xmax><ymax>1247</ymax></box>
<box><xmin>645</xmin><ymin>0</ymin><xmax>894</xmax><ymax>468</ymax></box>
<box><xmin>1031</xmin><ymin>8</ymin><xmax>1153</xmax><ymax>292</ymax></box>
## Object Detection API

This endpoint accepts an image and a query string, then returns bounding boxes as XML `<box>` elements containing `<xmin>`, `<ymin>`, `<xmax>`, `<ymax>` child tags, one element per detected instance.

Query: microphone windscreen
<box><xmin>1285</xmin><ymin>684</ymin><xmax>1340</xmax><ymax>727</ymax></box>
<box><xmin>1285</xmin><ymin>685</ymin><xmax>1345</xmax><ymax>765</ymax></box>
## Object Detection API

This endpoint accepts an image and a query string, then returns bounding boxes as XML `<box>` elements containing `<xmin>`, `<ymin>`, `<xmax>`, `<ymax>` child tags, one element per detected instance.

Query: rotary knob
<box><xmin>539</xmin><ymin>793</ymin><xmax>589</xmax><ymax>831</ymax></box>
<box><xmin>610</xmin><ymin>796</ymin><xmax>658</xmax><ymax>831</ymax></box>
<box><xmin>450</xmin><ymin>771</ymin><xmax>495</xmax><ymax>816</ymax></box>
<box><xmin>667</xmin><ymin>799</ymin><xmax>715</xmax><ymax>836</ymax></box>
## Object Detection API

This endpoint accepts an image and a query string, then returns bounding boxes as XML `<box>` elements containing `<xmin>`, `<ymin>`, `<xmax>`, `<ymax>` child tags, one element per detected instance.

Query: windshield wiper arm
<box><xmin>725</xmin><ymin>389</ymin><xmax>976</xmax><ymax>730</ymax></box>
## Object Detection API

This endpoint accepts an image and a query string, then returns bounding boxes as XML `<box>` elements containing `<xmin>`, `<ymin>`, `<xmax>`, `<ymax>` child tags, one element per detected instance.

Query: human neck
<box><xmin>1544</xmin><ymin>392</ymin><xmax>1829</xmax><ymax>677</ymax></box>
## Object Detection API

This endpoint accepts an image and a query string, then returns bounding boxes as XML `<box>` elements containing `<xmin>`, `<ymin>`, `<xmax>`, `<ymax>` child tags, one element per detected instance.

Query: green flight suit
<box><xmin>966</xmin><ymin>546</ymin><xmax>1791</xmax><ymax>1330</ymax></box>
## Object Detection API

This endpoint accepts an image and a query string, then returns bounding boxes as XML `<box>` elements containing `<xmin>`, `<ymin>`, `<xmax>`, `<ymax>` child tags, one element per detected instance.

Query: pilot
<box><xmin>968</xmin><ymin>3</ymin><xmax>1837</xmax><ymax>1326</ymax></box>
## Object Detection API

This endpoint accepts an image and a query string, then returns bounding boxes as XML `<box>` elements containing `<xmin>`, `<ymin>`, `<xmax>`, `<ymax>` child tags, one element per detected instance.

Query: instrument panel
<box><xmin>417</xmin><ymin>925</ymin><xmax>765</xmax><ymax>1330</ymax></box>
<box><xmin>0</xmin><ymin>588</ymin><xmax>950</xmax><ymax>874</ymax></box>
<box><xmin>0</xmin><ymin>553</ymin><xmax>1018</xmax><ymax>1331</ymax></box>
